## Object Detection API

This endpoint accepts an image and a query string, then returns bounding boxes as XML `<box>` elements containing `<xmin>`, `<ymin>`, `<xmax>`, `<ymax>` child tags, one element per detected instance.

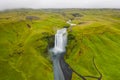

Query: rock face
<box><xmin>26</xmin><ymin>16</ymin><xmax>40</xmax><ymax>20</ymax></box>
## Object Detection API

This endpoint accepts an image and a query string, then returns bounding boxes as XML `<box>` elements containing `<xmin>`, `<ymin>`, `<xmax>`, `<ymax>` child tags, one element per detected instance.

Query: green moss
<box><xmin>0</xmin><ymin>9</ymin><xmax>120</xmax><ymax>80</ymax></box>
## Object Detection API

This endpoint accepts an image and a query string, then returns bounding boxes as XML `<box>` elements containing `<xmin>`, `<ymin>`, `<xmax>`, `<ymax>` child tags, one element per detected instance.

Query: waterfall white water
<box><xmin>51</xmin><ymin>28</ymin><xmax>67</xmax><ymax>80</ymax></box>
<box><xmin>53</xmin><ymin>28</ymin><xmax>67</xmax><ymax>54</ymax></box>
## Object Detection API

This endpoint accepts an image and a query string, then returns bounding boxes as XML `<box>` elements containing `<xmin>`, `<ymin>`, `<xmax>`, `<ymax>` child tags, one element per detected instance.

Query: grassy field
<box><xmin>0</xmin><ymin>9</ymin><xmax>120</xmax><ymax>80</ymax></box>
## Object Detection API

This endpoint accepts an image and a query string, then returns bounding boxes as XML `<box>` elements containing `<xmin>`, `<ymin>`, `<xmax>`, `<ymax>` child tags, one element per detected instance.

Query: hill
<box><xmin>0</xmin><ymin>9</ymin><xmax>120</xmax><ymax>80</ymax></box>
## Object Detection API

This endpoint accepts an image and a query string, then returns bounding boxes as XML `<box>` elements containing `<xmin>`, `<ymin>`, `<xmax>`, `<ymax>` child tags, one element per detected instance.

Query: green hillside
<box><xmin>0</xmin><ymin>9</ymin><xmax>120</xmax><ymax>80</ymax></box>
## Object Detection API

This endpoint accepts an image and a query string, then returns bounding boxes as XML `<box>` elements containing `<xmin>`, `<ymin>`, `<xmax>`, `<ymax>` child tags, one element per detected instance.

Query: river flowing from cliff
<box><xmin>51</xmin><ymin>28</ymin><xmax>68</xmax><ymax>80</ymax></box>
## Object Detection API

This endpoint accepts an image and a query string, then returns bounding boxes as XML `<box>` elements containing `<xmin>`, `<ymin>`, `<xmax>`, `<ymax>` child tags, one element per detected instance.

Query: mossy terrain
<box><xmin>0</xmin><ymin>9</ymin><xmax>120</xmax><ymax>80</ymax></box>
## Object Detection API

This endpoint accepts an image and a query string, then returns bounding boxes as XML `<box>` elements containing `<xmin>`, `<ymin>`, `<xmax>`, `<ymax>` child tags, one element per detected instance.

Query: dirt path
<box><xmin>67</xmin><ymin>57</ymin><xmax>103</xmax><ymax>80</ymax></box>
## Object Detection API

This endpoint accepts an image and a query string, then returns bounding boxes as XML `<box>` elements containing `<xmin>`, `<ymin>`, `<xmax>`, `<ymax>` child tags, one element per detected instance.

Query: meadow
<box><xmin>0</xmin><ymin>9</ymin><xmax>120</xmax><ymax>80</ymax></box>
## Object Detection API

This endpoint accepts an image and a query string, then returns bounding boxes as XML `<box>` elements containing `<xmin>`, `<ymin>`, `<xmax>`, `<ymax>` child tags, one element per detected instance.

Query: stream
<box><xmin>51</xmin><ymin>28</ymin><xmax>72</xmax><ymax>80</ymax></box>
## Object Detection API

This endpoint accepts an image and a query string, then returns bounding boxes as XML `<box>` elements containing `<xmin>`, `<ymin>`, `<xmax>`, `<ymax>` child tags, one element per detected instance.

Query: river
<box><xmin>51</xmin><ymin>28</ymin><xmax>72</xmax><ymax>80</ymax></box>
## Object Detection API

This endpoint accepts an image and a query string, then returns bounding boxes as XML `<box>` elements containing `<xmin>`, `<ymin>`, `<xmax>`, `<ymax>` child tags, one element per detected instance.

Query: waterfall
<box><xmin>53</xmin><ymin>28</ymin><xmax>67</xmax><ymax>54</ymax></box>
<box><xmin>51</xmin><ymin>28</ymin><xmax>68</xmax><ymax>80</ymax></box>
